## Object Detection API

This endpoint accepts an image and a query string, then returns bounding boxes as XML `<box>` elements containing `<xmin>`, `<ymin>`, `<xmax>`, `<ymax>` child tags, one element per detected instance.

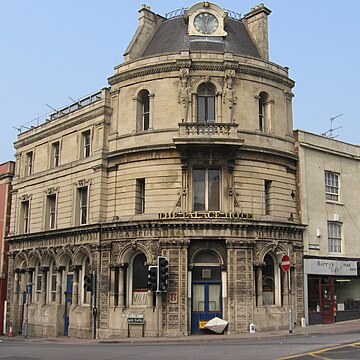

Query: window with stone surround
<box><xmin>81</xmin><ymin>130</ymin><xmax>91</xmax><ymax>159</ymax></box>
<box><xmin>45</xmin><ymin>193</ymin><xmax>57</xmax><ymax>230</ymax></box>
<box><xmin>25</xmin><ymin>151</ymin><xmax>33</xmax><ymax>175</ymax></box>
<box><xmin>135</xmin><ymin>178</ymin><xmax>145</xmax><ymax>214</ymax></box>
<box><xmin>193</xmin><ymin>168</ymin><xmax>220</xmax><ymax>211</ymax></box>
<box><xmin>74</xmin><ymin>180</ymin><xmax>90</xmax><ymax>226</ymax></box>
<box><xmin>51</xmin><ymin>141</ymin><xmax>60</xmax><ymax>167</ymax></box>
<box><xmin>136</xmin><ymin>89</ymin><xmax>150</xmax><ymax>131</ymax></box>
<box><xmin>19</xmin><ymin>197</ymin><xmax>30</xmax><ymax>234</ymax></box>
<box><xmin>48</xmin><ymin>260</ymin><xmax>57</xmax><ymax>303</ymax></box>
<box><xmin>197</xmin><ymin>84</ymin><xmax>215</xmax><ymax>123</ymax></box>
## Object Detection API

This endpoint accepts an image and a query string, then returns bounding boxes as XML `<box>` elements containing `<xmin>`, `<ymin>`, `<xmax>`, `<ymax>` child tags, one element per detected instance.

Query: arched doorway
<box><xmin>191</xmin><ymin>250</ymin><xmax>222</xmax><ymax>334</ymax></box>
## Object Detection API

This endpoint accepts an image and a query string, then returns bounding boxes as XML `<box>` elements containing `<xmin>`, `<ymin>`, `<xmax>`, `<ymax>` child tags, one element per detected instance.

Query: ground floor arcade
<box><xmin>6</xmin><ymin>220</ymin><xmax>304</xmax><ymax>338</ymax></box>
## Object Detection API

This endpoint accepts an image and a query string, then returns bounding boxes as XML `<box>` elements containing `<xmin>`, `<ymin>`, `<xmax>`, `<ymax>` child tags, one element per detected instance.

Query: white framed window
<box><xmin>193</xmin><ymin>168</ymin><xmax>220</xmax><ymax>211</ymax></box>
<box><xmin>325</xmin><ymin>171</ymin><xmax>339</xmax><ymax>202</ymax></box>
<box><xmin>81</xmin><ymin>130</ymin><xmax>91</xmax><ymax>158</ymax></box>
<box><xmin>328</xmin><ymin>222</ymin><xmax>342</xmax><ymax>253</ymax></box>
<box><xmin>51</xmin><ymin>141</ymin><xmax>60</xmax><ymax>167</ymax></box>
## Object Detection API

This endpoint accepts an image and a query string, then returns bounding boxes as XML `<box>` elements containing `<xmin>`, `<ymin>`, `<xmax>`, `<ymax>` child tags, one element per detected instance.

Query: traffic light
<box><xmin>147</xmin><ymin>265</ymin><xmax>157</xmax><ymax>292</ymax></box>
<box><xmin>84</xmin><ymin>274</ymin><xmax>93</xmax><ymax>293</ymax></box>
<box><xmin>157</xmin><ymin>256</ymin><xmax>169</xmax><ymax>292</ymax></box>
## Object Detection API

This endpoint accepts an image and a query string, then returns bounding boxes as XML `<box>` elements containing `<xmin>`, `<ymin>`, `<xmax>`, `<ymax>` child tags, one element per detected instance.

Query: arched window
<box><xmin>137</xmin><ymin>90</ymin><xmax>150</xmax><ymax>131</ymax></box>
<box><xmin>258</xmin><ymin>92</ymin><xmax>269</xmax><ymax>132</ymax></box>
<box><xmin>197</xmin><ymin>84</ymin><xmax>215</xmax><ymax>123</ymax></box>
<box><xmin>34</xmin><ymin>260</ymin><xmax>43</xmax><ymax>303</ymax></box>
<box><xmin>131</xmin><ymin>252</ymin><xmax>148</xmax><ymax>305</ymax></box>
<box><xmin>48</xmin><ymin>260</ymin><xmax>57</xmax><ymax>303</ymax></box>
<box><xmin>81</xmin><ymin>257</ymin><xmax>91</xmax><ymax>305</ymax></box>
<box><xmin>262</xmin><ymin>254</ymin><xmax>275</xmax><ymax>305</ymax></box>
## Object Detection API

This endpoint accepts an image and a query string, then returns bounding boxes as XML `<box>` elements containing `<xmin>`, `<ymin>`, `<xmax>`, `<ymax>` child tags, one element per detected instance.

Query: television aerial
<box><xmin>322</xmin><ymin>113</ymin><xmax>343</xmax><ymax>139</ymax></box>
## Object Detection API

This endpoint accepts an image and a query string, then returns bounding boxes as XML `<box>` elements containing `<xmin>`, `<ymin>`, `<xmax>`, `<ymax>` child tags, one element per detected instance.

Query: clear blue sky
<box><xmin>1</xmin><ymin>0</ymin><xmax>359</xmax><ymax>164</ymax></box>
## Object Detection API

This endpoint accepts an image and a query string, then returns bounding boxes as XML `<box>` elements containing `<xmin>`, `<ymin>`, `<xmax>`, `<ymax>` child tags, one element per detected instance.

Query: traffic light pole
<box><xmin>92</xmin><ymin>270</ymin><xmax>97</xmax><ymax>339</ymax></box>
<box><xmin>156</xmin><ymin>292</ymin><xmax>160</xmax><ymax>337</ymax></box>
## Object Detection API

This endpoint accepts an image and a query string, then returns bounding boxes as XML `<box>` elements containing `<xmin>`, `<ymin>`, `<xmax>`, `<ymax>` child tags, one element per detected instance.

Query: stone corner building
<box><xmin>7</xmin><ymin>2</ymin><xmax>305</xmax><ymax>338</ymax></box>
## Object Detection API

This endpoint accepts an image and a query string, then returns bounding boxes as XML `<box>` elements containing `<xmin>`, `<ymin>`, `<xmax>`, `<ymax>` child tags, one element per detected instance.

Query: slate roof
<box><xmin>142</xmin><ymin>16</ymin><xmax>261</xmax><ymax>58</ymax></box>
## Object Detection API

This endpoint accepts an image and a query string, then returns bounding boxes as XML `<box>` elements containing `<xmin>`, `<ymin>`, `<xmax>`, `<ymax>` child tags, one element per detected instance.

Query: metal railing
<box><xmin>165</xmin><ymin>8</ymin><xmax>241</xmax><ymax>20</ymax></box>
<box><xmin>49</xmin><ymin>90</ymin><xmax>102</xmax><ymax>121</ymax></box>
<box><xmin>15</xmin><ymin>90</ymin><xmax>104</xmax><ymax>134</ymax></box>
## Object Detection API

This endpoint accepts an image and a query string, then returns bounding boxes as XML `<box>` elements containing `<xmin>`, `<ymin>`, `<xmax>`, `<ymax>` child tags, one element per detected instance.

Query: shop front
<box><xmin>304</xmin><ymin>258</ymin><xmax>360</xmax><ymax>325</ymax></box>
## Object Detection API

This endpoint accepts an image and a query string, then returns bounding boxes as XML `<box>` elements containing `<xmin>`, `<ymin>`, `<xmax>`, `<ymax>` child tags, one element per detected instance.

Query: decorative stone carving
<box><xmin>179</xmin><ymin>68</ymin><xmax>191</xmax><ymax>123</ymax></box>
<box><xmin>223</xmin><ymin>75</ymin><xmax>237</xmax><ymax>122</ymax></box>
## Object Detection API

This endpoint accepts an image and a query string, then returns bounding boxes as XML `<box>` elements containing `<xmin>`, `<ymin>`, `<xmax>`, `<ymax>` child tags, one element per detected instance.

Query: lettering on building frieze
<box><xmin>158</xmin><ymin>211</ymin><xmax>254</xmax><ymax>220</ymax></box>
<box><xmin>255</xmin><ymin>230</ymin><xmax>299</xmax><ymax>240</ymax></box>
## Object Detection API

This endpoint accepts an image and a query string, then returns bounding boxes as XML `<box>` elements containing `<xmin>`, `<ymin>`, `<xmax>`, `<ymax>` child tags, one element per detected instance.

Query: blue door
<box><xmin>64</xmin><ymin>274</ymin><xmax>73</xmax><ymax>336</ymax></box>
<box><xmin>191</xmin><ymin>265</ymin><xmax>222</xmax><ymax>334</ymax></box>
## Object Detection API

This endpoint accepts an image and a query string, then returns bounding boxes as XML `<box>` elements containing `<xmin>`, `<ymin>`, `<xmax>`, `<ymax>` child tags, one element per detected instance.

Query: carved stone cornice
<box><xmin>176</xmin><ymin>59</ymin><xmax>192</xmax><ymax>68</ymax></box>
<box><xmin>238</xmin><ymin>66</ymin><xmax>294</xmax><ymax>88</ymax></box>
<box><xmin>109</xmin><ymin>64</ymin><xmax>179</xmax><ymax>85</ymax></box>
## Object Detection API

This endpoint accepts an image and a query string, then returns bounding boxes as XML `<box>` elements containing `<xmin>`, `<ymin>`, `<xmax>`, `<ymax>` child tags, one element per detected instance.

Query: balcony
<box><xmin>173</xmin><ymin>122</ymin><xmax>244</xmax><ymax>148</ymax></box>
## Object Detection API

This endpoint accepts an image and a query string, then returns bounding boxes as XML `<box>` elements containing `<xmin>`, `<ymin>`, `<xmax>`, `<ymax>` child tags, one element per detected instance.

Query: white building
<box><xmin>295</xmin><ymin>130</ymin><xmax>360</xmax><ymax>325</ymax></box>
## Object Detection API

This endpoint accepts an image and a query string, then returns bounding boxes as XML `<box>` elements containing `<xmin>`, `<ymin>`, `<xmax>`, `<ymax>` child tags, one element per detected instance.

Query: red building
<box><xmin>0</xmin><ymin>161</ymin><xmax>15</xmax><ymax>334</ymax></box>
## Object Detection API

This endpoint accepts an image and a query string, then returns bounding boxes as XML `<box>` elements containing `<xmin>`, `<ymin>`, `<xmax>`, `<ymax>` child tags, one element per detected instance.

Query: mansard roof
<box><xmin>141</xmin><ymin>16</ymin><xmax>261</xmax><ymax>59</ymax></box>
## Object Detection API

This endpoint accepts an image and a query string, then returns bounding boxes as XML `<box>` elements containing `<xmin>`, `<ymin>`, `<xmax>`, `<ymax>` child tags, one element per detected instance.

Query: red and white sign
<box><xmin>281</xmin><ymin>254</ymin><xmax>291</xmax><ymax>272</ymax></box>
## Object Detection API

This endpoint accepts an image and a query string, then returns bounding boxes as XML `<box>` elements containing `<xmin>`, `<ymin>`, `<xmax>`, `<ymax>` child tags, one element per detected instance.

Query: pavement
<box><xmin>1</xmin><ymin>319</ymin><xmax>360</xmax><ymax>344</ymax></box>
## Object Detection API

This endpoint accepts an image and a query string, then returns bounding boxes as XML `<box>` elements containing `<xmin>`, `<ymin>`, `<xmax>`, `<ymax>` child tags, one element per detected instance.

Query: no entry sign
<box><xmin>281</xmin><ymin>254</ymin><xmax>291</xmax><ymax>272</ymax></box>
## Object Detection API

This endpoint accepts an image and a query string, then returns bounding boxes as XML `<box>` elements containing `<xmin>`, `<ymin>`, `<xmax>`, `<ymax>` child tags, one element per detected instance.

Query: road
<box><xmin>1</xmin><ymin>332</ymin><xmax>360</xmax><ymax>360</ymax></box>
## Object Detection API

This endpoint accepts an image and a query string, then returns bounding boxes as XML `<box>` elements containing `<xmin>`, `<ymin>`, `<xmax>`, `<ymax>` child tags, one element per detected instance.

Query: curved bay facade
<box><xmin>7</xmin><ymin>2</ymin><xmax>304</xmax><ymax>338</ymax></box>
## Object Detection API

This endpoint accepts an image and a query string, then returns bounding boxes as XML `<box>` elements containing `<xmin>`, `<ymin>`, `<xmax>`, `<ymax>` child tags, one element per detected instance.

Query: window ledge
<box><xmin>326</xmin><ymin>200</ymin><xmax>343</xmax><ymax>206</ymax></box>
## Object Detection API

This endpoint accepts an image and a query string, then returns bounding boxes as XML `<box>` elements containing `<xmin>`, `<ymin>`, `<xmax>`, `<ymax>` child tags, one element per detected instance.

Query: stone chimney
<box><xmin>243</xmin><ymin>4</ymin><xmax>272</xmax><ymax>60</ymax></box>
<box><xmin>123</xmin><ymin>5</ymin><xmax>164</xmax><ymax>62</ymax></box>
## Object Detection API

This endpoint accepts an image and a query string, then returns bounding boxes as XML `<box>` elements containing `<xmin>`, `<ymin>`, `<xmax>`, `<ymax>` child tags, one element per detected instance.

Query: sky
<box><xmin>1</xmin><ymin>0</ymin><xmax>359</xmax><ymax>164</ymax></box>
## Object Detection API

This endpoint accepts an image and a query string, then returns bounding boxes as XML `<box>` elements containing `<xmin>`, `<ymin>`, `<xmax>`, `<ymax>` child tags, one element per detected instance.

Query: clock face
<box><xmin>193</xmin><ymin>12</ymin><xmax>219</xmax><ymax>35</ymax></box>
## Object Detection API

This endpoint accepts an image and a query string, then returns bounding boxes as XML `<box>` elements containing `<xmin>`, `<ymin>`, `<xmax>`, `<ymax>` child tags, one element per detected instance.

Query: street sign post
<box><xmin>281</xmin><ymin>253</ymin><xmax>293</xmax><ymax>333</ymax></box>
